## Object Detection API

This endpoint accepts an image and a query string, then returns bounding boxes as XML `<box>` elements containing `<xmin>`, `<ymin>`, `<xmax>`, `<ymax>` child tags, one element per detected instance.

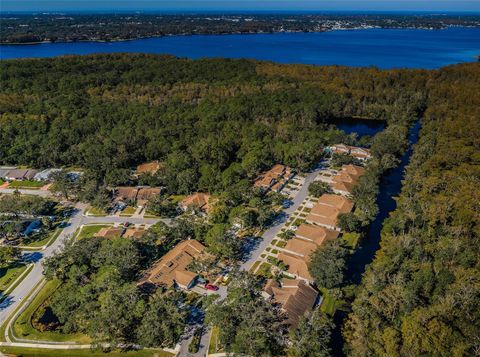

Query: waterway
<box><xmin>331</xmin><ymin>120</ymin><xmax>421</xmax><ymax>355</ymax></box>
<box><xmin>1</xmin><ymin>27</ymin><xmax>479</xmax><ymax>69</ymax></box>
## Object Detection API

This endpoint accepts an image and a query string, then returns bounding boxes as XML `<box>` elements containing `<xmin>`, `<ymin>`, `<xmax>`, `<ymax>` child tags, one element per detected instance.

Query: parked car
<box><xmin>204</xmin><ymin>283</ymin><xmax>219</xmax><ymax>291</ymax></box>
<box><xmin>124</xmin><ymin>222</ymin><xmax>131</xmax><ymax>227</ymax></box>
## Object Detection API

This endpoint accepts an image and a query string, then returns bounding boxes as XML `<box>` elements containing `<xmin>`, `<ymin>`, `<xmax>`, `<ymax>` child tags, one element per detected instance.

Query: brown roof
<box><xmin>331</xmin><ymin>180</ymin><xmax>356</xmax><ymax>194</ymax></box>
<box><xmin>254</xmin><ymin>164</ymin><xmax>290</xmax><ymax>189</ymax></box>
<box><xmin>123</xmin><ymin>228</ymin><xmax>146</xmax><ymax>239</ymax></box>
<box><xmin>94</xmin><ymin>227</ymin><xmax>124</xmax><ymax>238</ymax></box>
<box><xmin>116</xmin><ymin>187</ymin><xmax>139</xmax><ymax>201</ymax></box>
<box><xmin>295</xmin><ymin>224</ymin><xmax>339</xmax><ymax>245</ymax></box>
<box><xmin>284</xmin><ymin>238</ymin><xmax>318</xmax><ymax>258</ymax></box>
<box><xmin>140</xmin><ymin>240</ymin><xmax>205</xmax><ymax>289</ymax></box>
<box><xmin>316</xmin><ymin>194</ymin><xmax>354</xmax><ymax>213</ymax></box>
<box><xmin>180</xmin><ymin>193</ymin><xmax>211</xmax><ymax>211</ymax></box>
<box><xmin>136</xmin><ymin>161</ymin><xmax>163</xmax><ymax>175</ymax></box>
<box><xmin>341</xmin><ymin>164</ymin><xmax>365</xmax><ymax>177</ymax></box>
<box><xmin>137</xmin><ymin>187</ymin><xmax>163</xmax><ymax>201</ymax></box>
<box><xmin>6</xmin><ymin>169</ymin><xmax>29</xmax><ymax>180</ymax></box>
<box><xmin>264</xmin><ymin>278</ymin><xmax>318</xmax><ymax>326</ymax></box>
<box><xmin>278</xmin><ymin>252</ymin><xmax>313</xmax><ymax>281</ymax></box>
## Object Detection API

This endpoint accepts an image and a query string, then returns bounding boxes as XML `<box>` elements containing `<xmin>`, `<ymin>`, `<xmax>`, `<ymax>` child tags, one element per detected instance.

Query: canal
<box><xmin>331</xmin><ymin>119</ymin><xmax>422</xmax><ymax>355</ymax></box>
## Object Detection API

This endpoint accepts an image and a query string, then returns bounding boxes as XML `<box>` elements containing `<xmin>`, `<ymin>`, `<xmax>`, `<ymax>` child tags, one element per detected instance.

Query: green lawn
<box><xmin>12</xmin><ymin>279</ymin><xmax>91</xmax><ymax>343</ymax></box>
<box><xmin>0</xmin><ymin>264</ymin><xmax>28</xmax><ymax>295</ymax></box>
<box><xmin>23</xmin><ymin>229</ymin><xmax>62</xmax><ymax>249</ymax></box>
<box><xmin>342</xmin><ymin>232</ymin><xmax>361</xmax><ymax>250</ymax></box>
<box><xmin>168</xmin><ymin>195</ymin><xmax>186</xmax><ymax>203</ymax></box>
<box><xmin>276</xmin><ymin>240</ymin><xmax>287</xmax><ymax>248</ymax></box>
<box><xmin>208</xmin><ymin>326</ymin><xmax>222</xmax><ymax>355</ymax></box>
<box><xmin>86</xmin><ymin>207</ymin><xmax>108</xmax><ymax>217</ymax></box>
<box><xmin>256</xmin><ymin>262</ymin><xmax>273</xmax><ymax>278</ymax></box>
<box><xmin>75</xmin><ymin>224</ymin><xmax>112</xmax><ymax>241</ymax></box>
<box><xmin>320</xmin><ymin>289</ymin><xmax>339</xmax><ymax>316</ymax></box>
<box><xmin>0</xmin><ymin>347</ymin><xmax>173</xmax><ymax>357</ymax></box>
<box><xmin>8</xmin><ymin>180</ymin><xmax>45</xmax><ymax>189</ymax></box>
<box><xmin>249</xmin><ymin>261</ymin><xmax>260</xmax><ymax>273</ymax></box>
<box><xmin>119</xmin><ymin>206</ymin><xmax>137</xmax><ymax>216</ymax></box>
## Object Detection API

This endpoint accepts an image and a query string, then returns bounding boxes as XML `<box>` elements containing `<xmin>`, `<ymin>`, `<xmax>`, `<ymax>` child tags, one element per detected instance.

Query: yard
<box><xmin>0</xmin><ymin>263</ymin><xmax>29</xmax><ymax>297</ymax></box>
<box><xmin>208</xmin><ymin>326</ymin><xmax>222</xmax><ymax>355</ymax></box>
<box><xmin>255</xmin><ymin>262</ymin><xmax>273</xmax><ymax>278</ymax></box>
<box><xmin>75</xmin><ymin>224</ymin><xmax>112</xmax><ymax>241</ymax></box>
<box><xmin>12</xmin><ymin>279</ymin><xmax>91</xmax><ymax>343</ymax></box>
<box><xmin>342</xmin><ymin>232</ymin><xmax>361</xmax><ymax>250</ymax></box>
<box><xmin>8</xmin><ymin>180</ymin><xmax>45</xmax><ymax>189</ymax></box>
<box><xmin>22</xmin><ymin>228</ymin><xmax>62</xmax><ymax>249</ymax></box>
<box><xmin>120</xmin><ymin>206</ymin><xmax>137</xmax><ymax>216</ymax></box>
<box><xmin>85</xmin><ymin>206</ymin><xmax>108</xmax><ymax>217</ymax></box>
<box><xmin>319</xmin><ymin>289</ymin><xmax>342</xmax><ymax>316</ymax></box>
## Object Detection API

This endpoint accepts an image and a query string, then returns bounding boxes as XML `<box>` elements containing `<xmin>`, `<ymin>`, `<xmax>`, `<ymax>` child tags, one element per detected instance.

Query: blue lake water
<box><xmin>1</xmin><ymin>27</ymin><xmax>479</xmax><ymax>68</ymax></box>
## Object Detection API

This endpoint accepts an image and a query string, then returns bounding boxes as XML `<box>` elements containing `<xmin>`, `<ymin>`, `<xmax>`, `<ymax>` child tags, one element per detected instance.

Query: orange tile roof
<box><xmin>316</xmin><ymin>194</ymin><xmax>354</xmax><ymax>213</ymax></box>
<box><xmin>284</xmin><ymin>238</ymin><xmax>318</xmax><ymax>258</ymax></box>
<box><xmin>295</xmin><ymin>224</ymin><xmax>339</xmax><ymax>245</ymax></box>
<box><xmin>123</xmin><ymin>228</ymin><xmax>146</xmax><ymax>239</ymax></box>
<box><xmin>278</xmin><ymin>252</ymin><xmax>313</xmax><ymax>281</ymax></box>
<box><xmin>263</xmin><ymin>278</ymin><xmax>318</xmax><ymax>326</ymax></box>
<box><xmin>115</xmin><ymin>187</ymin><xmax>139</xmax><ymax>201</ymax></box>
<box><xmin>136</xmin><ymin>161</ymin><xmax>163</xmax><ymax>175</ymax></box>
<box><xmin>139</xmin><ymin>240</ymin><xmax>205</xmax><ymax>289</ymax></box>
<box><xmin>94</xmin><ymin>227</ymin><xmax>124</xmax><ymax>238</ymax></box>
<box><xmin>180</xmin><ymin>193</ymin><xmax>211</xmax><ymax>211</ymax></box>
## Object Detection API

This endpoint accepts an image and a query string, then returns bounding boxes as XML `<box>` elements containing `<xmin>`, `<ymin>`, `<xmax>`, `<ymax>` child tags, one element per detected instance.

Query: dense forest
<box><xmin>344</xmin><ymin>63</ymin><xmax>480</xmax><ymax>355</ymax></box>
<box><xmin>1</xmin><ymin>55</ymin><xmax>479</xmax><ymax>354</ymax></box>
<box><xmin>2</xmin><ymin>14</ymin><xmax>479</xmax><ymax>43</ymax></box>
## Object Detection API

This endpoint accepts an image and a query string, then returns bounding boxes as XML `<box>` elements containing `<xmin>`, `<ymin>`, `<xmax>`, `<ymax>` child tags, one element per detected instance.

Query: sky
<box><xmin>2</xmin><ymin>0</ymin><xmax>480</xmax><ymax>13</ymax></box>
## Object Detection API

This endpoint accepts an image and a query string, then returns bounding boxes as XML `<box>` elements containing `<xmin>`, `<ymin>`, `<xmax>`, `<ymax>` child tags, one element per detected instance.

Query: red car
<box><xmin>205</xmin><ymin>283</ymin><xmax>219</xmax><ymax>291</ymax></box>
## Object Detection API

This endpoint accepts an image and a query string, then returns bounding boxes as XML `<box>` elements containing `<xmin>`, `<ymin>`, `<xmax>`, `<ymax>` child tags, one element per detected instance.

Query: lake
<box><xmin>1</xmin><ymin>27</ymin><xmax>479</xmax><ymax>68</ymax></box>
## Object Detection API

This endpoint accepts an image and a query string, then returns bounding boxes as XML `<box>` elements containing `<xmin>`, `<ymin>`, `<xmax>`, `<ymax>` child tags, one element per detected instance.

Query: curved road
<box><xmin>0</xmin><ymin>202</ymin><xmax>166</xmax><ymax>326</ymax></box>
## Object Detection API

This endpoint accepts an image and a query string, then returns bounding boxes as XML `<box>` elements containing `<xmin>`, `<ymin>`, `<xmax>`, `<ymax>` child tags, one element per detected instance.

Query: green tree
<box><xmin>308</xmin><ymin>181</ymin><xmax>331</xmax><ymax>198</ymax></box>
<box><xmin>288</xmin><ymin>309</ymin><xmax>334</xmax><ymax>357</ymax></box>
<box><xmin>308</xmin><ymin>240</ymin><xmax>347</xmax><ymax>289</ymax></box>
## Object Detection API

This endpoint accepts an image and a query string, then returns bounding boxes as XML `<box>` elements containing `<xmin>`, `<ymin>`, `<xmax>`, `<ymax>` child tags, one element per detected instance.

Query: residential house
<box><xmin>305</xmin><ymin>194</ymin><xmax>354</xmax><ymax>231</ymax></box>
<box><xmin>295</xmin><ymin>224</ymin><xmax>339</xmax><ymax>246</ymax></box>
<box><xmin>330</xmin><ymin>144</ymin><xmax>371</xmax><ymax>161</ymax></box>
<box><xmin>331</xmin><ymin>164</ymin><xmax>365</xmax><ymax>196</ymax></box>
<box><xmin>254</xmin><ymin>164</ymin><xmax>294</xmax><ymax>193</ymax></box>
<box><xmin>123</xmin><ymin>228</ymin><xmax>146</xmax><ymax>239</ymax></box>
<box><xmin>180</xmin><ymin>193</ymin><xmax>211</xmax><ymax>212</ymax></box>
<box><xmin>114</xmin><ymin>186</ymin><xmax>162</xmax><ymax>208</ymax></box>
<box><xmin>94</xmin><ymin>227</ymin><xmax>124</xmax><ymax>238</ymax></box>
<box><xmin>138</xmin><ymin>239</ymin><xmax>206</xmax><ymax>290</ymax></box>
<box><xmin>136</xmin><ymin>161</ymin><xmax>163</xmax><ymax>176</ymax></box>
<box><xmin>33</xmin><ymin>168</ymin><xmax>62</xmax><ymax>182</ymax></box>
<box><xmin>5</xmin><ymin>169</ymin><xmax>38</xmax><ymax>181</ymax></box>
<box><xmin>278</xmin><ymin>251</ymin><xmax>313</xmax><ymax>282</ymax></box>
<box><xmin>262</xmin><ymin>278</ymin><xmax>318</xmax><ymax>326</ymax></box>
<box><xmin>0</xmin><ymin>167</ymin><xmax>16</xmax><ymax>180</ymax></box>
<box><xmin>283</xmin><ymin>238</ymin><xmax>318</xmax><ymax>258</ymax></box>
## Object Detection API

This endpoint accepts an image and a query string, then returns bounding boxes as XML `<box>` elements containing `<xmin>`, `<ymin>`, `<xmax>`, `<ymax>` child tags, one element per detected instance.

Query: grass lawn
<box><xmin>320</xmin><ymin>289</ymin><xmax>340</xmax><ymax>316</ymax></box>
<box><xmin>75</xmin><ymin>224</ymin><xmax>112</xmax><ymax>241</ymax></box>
<box><xmin>0</xmin><ymin>179</ymin><xmax>4</xmax><ymax>185</ymax></box>
<box><xmin>23</xmin><ymin>229</ymin><xmax>62</xmax><ymax>249</ymax></box>
<box><xmin>119</xmin><ymin>206</ymin><xmax>137</xmax><ymax>216</ymax></box>
<box><xmin>12</xmin><ymin>279</ymin><xmax>91</xmax><ymax>343</ymax></box>
<box><xmin>271</xmin><ymin>239</ymin><xmax>278</xmax><ymax>246</ymax></box>
<box><xmin>86</xmin><ymin>207</ymin><xmax>108</xmax><ymax>217</ymax></box>
<box><xmin>342</xmin><ymin>232</ymin><xmax>361</xmax><ymax>250</ymax></box>
<box><xmin>276</xmin><ymin>240</ymin><xmax>287</xmax><ymax>248</ymax></box>
<box><xmin>8</xmin><ymin>180</ymin><xmax>45</xmax><ymax>189</ymax></box>
<box><xmin>208</xmin><ymin>326</ymin><xmax>222</xmax><ymax>355</ymax></box>
<box><xmin>256</xmin><ymin>262</ymin><xmax>273</xmax><ymax>278</ymax></box>
<box><xmin>292</xmin><ymin>218</ymin><xmax>305</xmax><ymax>227</ymax></box>
<box><xmin>168</xmin><ymin>195</ymin><xmax>186</xmax><ymax>203</ymax></box>
<box><xmin>249</xmin><ymin>261</ymin><xmax>260</xmax><ymax>273</ymax></box>
<box><xmin>0</xmin><ymin>347</ymin><xmax>173</xmax><ymax>357</ymax></box>
<box><xmin>0</xmin><ymin>264</ymin><xmax>28</xmax><ymax>295</ymax></box>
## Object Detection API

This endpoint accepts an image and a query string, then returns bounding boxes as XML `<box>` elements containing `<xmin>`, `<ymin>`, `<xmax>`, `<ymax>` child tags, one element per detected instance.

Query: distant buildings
<box><xmin>135</xmin><ymin>161</ymin><xmax>163</xmax><ymax>176</ymax></box>
<box><xmin>331</xmin><ymin>164</ymin><xmax>365</xmax><ymax>196</ymax></box>
<box><xmin>330</xmin><ymin>144</ymin><xmax>371</xmax><ymax>161</ymax></box>
<box><xmin>94</xmin><ymin>226</ymin><xmax>146</xmax><ymax>239</ymax></box>
<box><xmin>4</xmin><ymin>168</ymin><xmax>38</xmax><ymax>181</ymax></box>
<box><xmin>114</xmin><ymin>186</ymin><xmax>163</xmax><ymax>208</ymax></box>
<box><xmin>254</xmin><ymin>164</ymin><xmax>295</xmax><ymax>193</ymax></box>
<box><xmin>180</xmin><ymin>192</ymin><xmax>211</xmax><ymax>212</ymax></box>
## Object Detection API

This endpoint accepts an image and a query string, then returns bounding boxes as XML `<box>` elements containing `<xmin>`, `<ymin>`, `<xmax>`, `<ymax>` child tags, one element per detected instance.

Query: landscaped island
<box><xmin>0</xmin><ymin>55</ymin><xmax>478</xmax><ymax>356</ymax></box>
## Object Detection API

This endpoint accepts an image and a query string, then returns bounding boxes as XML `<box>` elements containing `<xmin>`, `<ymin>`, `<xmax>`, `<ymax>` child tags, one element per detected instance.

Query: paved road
<box><xmin>240</xmin><ymin>168</ymin><xmax>321</xmax><ymax>271</ymax></box>
<box><xmin>0</xmin><ymin>203</ymin><xmax>167</xmax><ymax>326</ymax></box>
<box><xmin>0</xmin><ymin>188</ymin><xmax>52</xmax><ymax>197</ymax></box>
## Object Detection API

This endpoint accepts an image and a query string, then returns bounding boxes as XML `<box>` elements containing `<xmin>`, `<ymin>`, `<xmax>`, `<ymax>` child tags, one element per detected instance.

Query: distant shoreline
<box><xmin>0</xmin><ymin>25</ymin><xmax>475</xmax><ymax>46</ymax></box>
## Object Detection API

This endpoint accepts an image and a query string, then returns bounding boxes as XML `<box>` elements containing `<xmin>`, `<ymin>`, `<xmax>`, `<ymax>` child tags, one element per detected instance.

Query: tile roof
<box><xmin>136</xmin><ymin>161</ymin><xmax>163</xmax><ymax>175</ymax></box>
<box><xmin>264</xmin><ymin>278</ymin><xmax>318</xmax><ymax>326</ymax></box>
<box><xmin>284</xmin><ymin>238</ymin><xmax>318</xmax><ymax>258</ymax></box>
<box><xmin>295</xmin><ymin>224</ymin><xmax>339</xmax><ymax>245</ymax></box>
<box><xmin>278</xmin><ymin>252</ymin><xmax>313</xmax><ymax>282</ymax></box>
<box><xmin>94</xmin><ymin>227</ymin><xmax>124</xmax><ymax>238</ymax></box>
<box><xmin>180</xmin><ymin>193</ymin><xmax>211</xmax><ymax>211</ymax></box>
<box><xmin>139</xmin><ymin>240</ymin><xmax>205</xmax><ymax>289</ymax></box>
